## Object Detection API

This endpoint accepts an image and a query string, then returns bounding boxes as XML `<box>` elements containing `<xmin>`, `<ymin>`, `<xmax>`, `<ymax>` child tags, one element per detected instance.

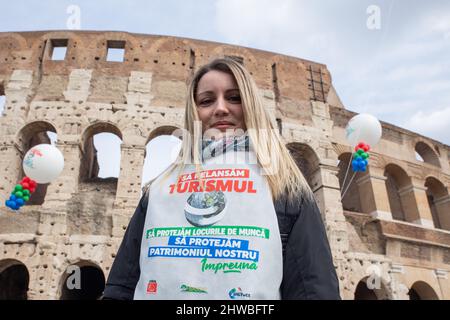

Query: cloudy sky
<box><xmin>1</xmin><ymin>0</ymin><xmax>449</xmax><ymax>182</ymax></box>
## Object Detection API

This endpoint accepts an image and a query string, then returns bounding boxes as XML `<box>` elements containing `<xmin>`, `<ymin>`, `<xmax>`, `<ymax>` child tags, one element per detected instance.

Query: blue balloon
<box><xmin>6</xmin><ymin>200</ymin><xmax>18</xmax><ymax>210</ymax></box>
<box><xmin>10</xmin><ymin>194</ymin><xmax>17</xmax><ymax>201</ymax></box>
<box><xmin>5</xmin><ymin>200</ymin><xmax>12</xmax><ymax>208</ymax></box>
<box><xmin>16</xmin><ymin>198</ymin><xmax>24</xmax><ymax>206</ymax></box>
<box><xmin>363</xmin><ymin>159</ymin><xmax>368</xmax><ymax>166</ymax></box>
<box><xmin>355</xmin><ymin>156</ymin><xmax>363</xmax><ymax>162</ymax></box>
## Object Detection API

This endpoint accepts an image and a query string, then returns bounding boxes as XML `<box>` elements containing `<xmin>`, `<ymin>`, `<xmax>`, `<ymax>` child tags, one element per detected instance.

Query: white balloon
<box><xmin>345</xmin><ymin>113</ymin><xmax>382</xmax><ymax>147</ymax></box>
<box><xmin>22</xmin><ymin>144</ymin><xmax>64</xmax><ymax>184</ymax></box>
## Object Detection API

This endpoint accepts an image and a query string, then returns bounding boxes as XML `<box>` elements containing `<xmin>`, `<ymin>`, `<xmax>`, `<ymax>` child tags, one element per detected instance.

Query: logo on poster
<box><xmin>147</xmin><ymin>280</ymin><xmax>157</xmax><ymax>294</ymax></box>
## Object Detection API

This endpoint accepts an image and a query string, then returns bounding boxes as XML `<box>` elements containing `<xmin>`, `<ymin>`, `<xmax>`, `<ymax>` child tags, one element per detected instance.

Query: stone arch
<box><xmin>15</xmin><ymin>120</ymin><xmax>58</xmax><ymax>205</ymax></box>
<box><xmin>79</xmin><ymin>121</ymin><xmax>123</xmax><ymax>182</ymax></box>
<box><xmin>337</xmin><ymin>152</ymin><xmax>365</xmax><ymax>213</ymax></box>
<box><xmin>425</xmin><ymin>176</ymin><xmax>450</xmax><ymax>230</ymax></box>
<box><xmin>384</xmin><ymin>163</ymin><xmax>413</xmax><ymax>222</ymax></box>
<box><xmin>16</xmin><ymin>120</ymin><xmax>58</xmax><ymax>152</ymax></box>
<box><xmin>0</xmin><ymin>259</ymin><xmax>29</xmax><ymax>300</ymax></box>
<box><xmin>142</xmin><ymin>125</ymin><xmax>182</xmax><ymax>187</ymax></box>
<box><xmin>353</xmin><ymin>276</ymin><xmax>391</xmax><ymax>300</ymax></box>
<box><xmin>286</xmin><ymin>142</ymin><xmax>320</xmax><ymax>191</ymax></box>
<box><xmin>408</xmin><ymin>281</ymin><xmax>439</xmax><ymax>300</ymax></box>
<box><xmin>58</xmin><ymin>260</ymin><xmax>105</xmax><ymax>300</ymax></box>
<box><xmin>146</xmin><ymin>125</ymin><xmax>182</xmax><ymax>145</ymax></box>
<box><xmin>414</xmin><ymin>141</ymin><xmax>440</xmax><ymax>167</ymax></box>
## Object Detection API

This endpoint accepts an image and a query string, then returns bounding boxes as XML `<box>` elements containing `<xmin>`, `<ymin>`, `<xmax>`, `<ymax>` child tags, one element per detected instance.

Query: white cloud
<box><xmin>385</xmin><ymin>63</ymin><xmax>449</xmax><ymax>82</ymax></box>
<box><xmin>410</xmin><ymin>80</ymin><xmax>450</xmax><ymax>96</ymax></box>
<box><xmin>215</xmin><ymin>0</ymin><xmax>300</xmax><ymax>44</ymax></box>
<box><xmin>403</xmin><ymin>106</ymin><xmax>450</xmax><ymax>144</ymax></box>
<box><xmin>213</xmin><ymin>0</ymin><xmax>366</xmax><ymax>41</ymax></box>
<box><xmin>212</xmin><ymin>0</ymin><xmax>450</xmax><ymax>147</ymax></box>
<box><xmin>419</xmin><ymin>10</ymin><xmax>450</xmax><ymax>37</ymax></box>
<box><xmin>214</xmin><ymin>0</ymin><xmax>340</xmax><ymax>64</ymax></box>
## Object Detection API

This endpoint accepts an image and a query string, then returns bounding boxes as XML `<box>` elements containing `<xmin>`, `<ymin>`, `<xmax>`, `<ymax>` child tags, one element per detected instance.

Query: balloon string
<box><xmin>341</xmin><ymin>171</ymin><xmax>357</xmax><ymax>201</ymax></box>
<box><xmin>341</xmin><ymin>154</ymin><xmax>352</xmax><ymax>196</ymax></box>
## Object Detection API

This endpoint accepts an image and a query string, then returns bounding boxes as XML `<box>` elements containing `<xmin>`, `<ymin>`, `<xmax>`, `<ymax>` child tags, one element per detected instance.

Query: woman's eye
<box><xmin>199</xmin><ymin>99</ymin><xmax>213</xmax><ymax>106</ymax></box>
<box><xmin>229</xmin><ymin>95</ymin><xmax>241</xmax><ymax>103</ymax></box>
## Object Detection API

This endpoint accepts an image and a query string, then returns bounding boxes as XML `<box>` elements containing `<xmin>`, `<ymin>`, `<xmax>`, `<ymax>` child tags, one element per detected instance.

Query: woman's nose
<box><xmin>214</xmin><ymin>96</ymin><xmax>230</xmax><ymax>116</ymax></box>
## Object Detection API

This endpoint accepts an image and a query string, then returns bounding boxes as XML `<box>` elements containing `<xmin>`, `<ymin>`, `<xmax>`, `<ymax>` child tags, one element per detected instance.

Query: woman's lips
<box><xmin>212</xmin><ymin>122</ymin><xmax>234</xmax><ymax>129</ymax></box>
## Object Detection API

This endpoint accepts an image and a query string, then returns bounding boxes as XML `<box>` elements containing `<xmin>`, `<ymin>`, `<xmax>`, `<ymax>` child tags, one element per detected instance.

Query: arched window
<box><xmin>17</xmin><ymin>121</ymin><xmax>58</xmax><ymax>205</ymax></box>
<box><xmin>408</xmin><ymin>281</ymin><xmax>439</xmax><ymax>300</ymax></box>
<box><xmin>141</xmin><ymin>126</ymin><xmax>182</xmax><ymax>190</ymax></box>
<box><xmin>286</xmin><ymin>143</ymin><xmax>320</xmax><ymax>192</ymax></box>
<box><xmin>384</xmin><ymin>164</ymin><xmax>412</xmax><ymax>222</ymax></box>
<box><xmin>415</xmin><ymin>142</ymin><xmax>440</xmax><ymax>167</ymax></box>
<box><xmin>337</xmin><ymin>152</ymin><xmax>363</xmax><ymax>212</ymax></box>
<box><xmin>354</xmin><ymin>277</ymin><xmax>390</xmax><ymax>300</ymax></box>
<box><xmin>425</xmin><ymin>177</ymin><xmax>450</xmax><ymax>230</ymax></box>
<box><xmin>80</xmin><ymin>122</ymin><xmax>122</xmax><ymax>183</ymax></box>
<box><xmin>59</xmin><ymin>261</ymin><xmax>105</xmax><ymax>300</ymax></box>
<box><xmin>0</xmin><ymin>259</ymin><xmax>29</xmax><ymax>300</ymax></box>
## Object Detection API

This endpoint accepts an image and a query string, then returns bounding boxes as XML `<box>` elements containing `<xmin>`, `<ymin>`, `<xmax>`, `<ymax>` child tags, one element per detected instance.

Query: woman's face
<box><xmin>195</xmin><ymin>70</ymin><xmax>246</xmax><ymax>136</ymax></box>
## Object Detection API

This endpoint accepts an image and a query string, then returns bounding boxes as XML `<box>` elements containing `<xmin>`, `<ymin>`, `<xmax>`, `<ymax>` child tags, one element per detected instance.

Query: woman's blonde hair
<box><xmin>154</xmin><ymin>57</ymin><xmax>312</xmax><ymax>203</ymax></box>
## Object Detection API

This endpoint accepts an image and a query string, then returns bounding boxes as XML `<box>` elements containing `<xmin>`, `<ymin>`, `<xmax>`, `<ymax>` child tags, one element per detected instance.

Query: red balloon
<box><xmin>355</xmin><ymin>142</ymin><xmax>364</xmax><ymax>151</ymax></box>
<box><xmin>22</xmin><ymin>182</ymin><xmax>30</xmax><ymax>190</ymax></box>
<box><xmin>29</xmin><ymin>180</ymin><xmax>37</xmax><ymax>188</ymax></box>
<box><xmin>30</xmin><ymin>187</ymin><xmax>36</xmax><ymax>193</ymax></box>
<box><xmin>23</xmin><ymin>176</ymin><xmax>30</xmax><ymax>183</ymax></box>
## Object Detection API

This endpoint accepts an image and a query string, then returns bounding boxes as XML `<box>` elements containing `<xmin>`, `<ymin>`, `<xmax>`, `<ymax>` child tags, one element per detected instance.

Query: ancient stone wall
<box><xmin>0</xmin><ymin>31</ymin><xmax>449</xmax><ymax>300</ymax></box>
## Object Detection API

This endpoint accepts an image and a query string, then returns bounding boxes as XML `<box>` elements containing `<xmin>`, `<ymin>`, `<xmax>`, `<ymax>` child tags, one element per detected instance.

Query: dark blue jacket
<box><xmin>103</xmin><ymin>190</ymin><xmax>341</xmax><ymax>300</ymax></box>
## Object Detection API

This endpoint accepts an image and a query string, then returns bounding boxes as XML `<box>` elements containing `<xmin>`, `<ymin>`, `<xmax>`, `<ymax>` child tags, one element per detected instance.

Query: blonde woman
<box><xmin>104</xmin><ymin>58</ymin><xmax>340</xmax><ymax>300</ymax></box>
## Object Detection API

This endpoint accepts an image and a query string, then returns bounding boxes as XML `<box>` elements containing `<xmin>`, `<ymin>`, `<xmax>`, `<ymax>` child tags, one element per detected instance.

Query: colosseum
<box><xmin>0</xmin><ymin>30</ymin><xmax>449</xmax><ymax>300</ymax></box>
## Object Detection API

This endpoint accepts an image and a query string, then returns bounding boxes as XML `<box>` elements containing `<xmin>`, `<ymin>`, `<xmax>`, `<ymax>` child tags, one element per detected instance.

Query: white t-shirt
<box><xmin>134</xmin><ymin>150</ymin><xmax>283</xmax><ymax>300</ymax></box>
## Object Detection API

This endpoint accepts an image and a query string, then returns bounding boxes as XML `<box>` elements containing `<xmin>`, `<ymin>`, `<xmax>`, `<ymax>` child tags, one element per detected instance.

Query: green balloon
<box><xmin>23</xmin><ymin>195</ymin><xmax>30</xmax><ymax>202</ymax></box>
<box><xmin>14</xmin><ymin>184</ymin><xmax>23</xmax><ymax>192</ymax></box>
<box><xmin>361</xmin><ymin>152</ymin><xmax>369</xmax><ymax>159</ymax></box>
<box><xmin>357</xmin><ymin>149</ymin><xmax>365</xmax><ymax>155</ymax></box>
<box><xmin>15</xmin><ymin>191</ymin><xmax>24</xmax><ymax>198</ymax></box>
<box><xmin>23</xmin><ymin>189</ymin><xmax>30</xmax><ymax>196</ymax></box>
